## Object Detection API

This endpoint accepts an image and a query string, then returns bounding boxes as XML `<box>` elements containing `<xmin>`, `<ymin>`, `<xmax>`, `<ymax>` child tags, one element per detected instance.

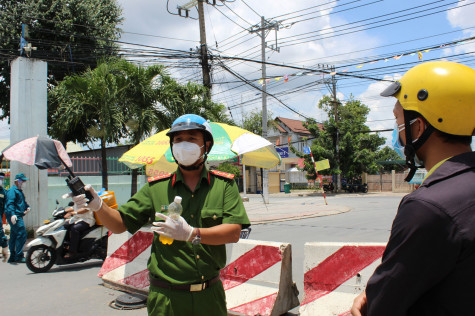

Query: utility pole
<box><xmin>178</xmin><ymin>0</ymin><xmax>212</xmax><ymax>99</ymax></box>
<box><xmin>197</xmin><ymin>0</ymin><xmax>212</xmax><ymax>99</ymax></box>
<box><xmin>249</xmin><ymin>17</ymin><xmax>280</xmax><ymax>204</ymax></box>
<box><xmin>330</xmin><ymin>66</ymin><xmax>341</xmax><ymax>192</ymax></box>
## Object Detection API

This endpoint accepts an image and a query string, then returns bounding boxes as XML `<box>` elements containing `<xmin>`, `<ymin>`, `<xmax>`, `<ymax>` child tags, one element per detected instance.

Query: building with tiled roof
<box><xmin>267</xmin><ymin>117</ymin><xmax>323</xmax><ymax>173</ymax></box>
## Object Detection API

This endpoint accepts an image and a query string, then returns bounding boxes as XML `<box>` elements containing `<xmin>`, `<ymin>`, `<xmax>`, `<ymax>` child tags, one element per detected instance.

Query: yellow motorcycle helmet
<box><xmin>381</xmin><ymin>61</ymin><xmax>475</xmax><ymax>136</ymax></box>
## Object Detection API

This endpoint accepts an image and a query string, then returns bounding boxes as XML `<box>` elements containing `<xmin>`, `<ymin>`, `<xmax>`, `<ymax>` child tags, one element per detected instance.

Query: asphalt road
<box><xmin>1</xmin><ymin>193</ymin><xmax>403</xmax><ymax>315</ymax></box>
<box><xmin>250</xmin><ymin>193</ymin><xmax>402</xmax><ymax>314</ymax></box>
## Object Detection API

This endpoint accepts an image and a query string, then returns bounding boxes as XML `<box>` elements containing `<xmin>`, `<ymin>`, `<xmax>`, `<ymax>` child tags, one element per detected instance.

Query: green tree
<box><xmin>121</xmin><ymin>62</ymin><xmax>167</xmax><ymax>195</ymax></box>
<box><xmin>216</xmin><ymin>162</ymin><xmax>241</xmax><ymax>177</ymax></box>
<box><xmin>49</xmin><ymin>58</ymin><xmax>232</xmax><ymax>190</ymax></box>
<box><xmin>241</xmin><ymin>109</ymin><xmax>273</xmax><ymax>135</ymax></box>
<box><xmin>156</xmin><ymin>78</ymin><xmax>233</xmax><ymax>129</ymax></box>
<box><xmin>375</xmin><ymin>146</ymin><xmax>406</xmax><ymax>173</ymax></box>
<box><xmin>295</xmin><ymin>95</ymin><xmax>386</xmax><ymax>181</ymax></box>
<box><xmin>49</xmin><ymin>58</ymin><xmax>129</xmax><ymax>189</ymax></box>
<box><xmin>0</xmin><ymin>0</ymin><xmax>122</xmax><ymax>120</ymax></box>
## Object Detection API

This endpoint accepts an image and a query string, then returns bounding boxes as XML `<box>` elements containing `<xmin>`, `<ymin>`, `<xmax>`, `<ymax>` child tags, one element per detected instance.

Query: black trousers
<box><xmin>63</xmin><ymin>221</ymin><xmax>90</xmax><ymax>253</ymax></box>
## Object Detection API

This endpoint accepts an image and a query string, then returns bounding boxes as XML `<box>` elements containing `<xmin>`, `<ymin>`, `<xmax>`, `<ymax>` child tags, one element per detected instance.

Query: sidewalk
<box><xmin>242</xmin><ymin>191</ymin><xmax>350</xmax><ymax>224</ymax></box>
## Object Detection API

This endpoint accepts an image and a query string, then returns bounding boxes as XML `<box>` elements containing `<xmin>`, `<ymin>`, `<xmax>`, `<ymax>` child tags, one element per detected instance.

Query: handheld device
<box><xmin>65</xmin><ymin>175</ymin><xmax>94</xmax><ymax>202</ymax></box>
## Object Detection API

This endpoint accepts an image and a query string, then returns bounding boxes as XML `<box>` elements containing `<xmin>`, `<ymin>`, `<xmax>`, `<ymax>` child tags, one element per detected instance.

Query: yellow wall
<box><xmin>268</xmin><ymin>172</ymin><xmax>281</xmax><ymax>193</ymax></box>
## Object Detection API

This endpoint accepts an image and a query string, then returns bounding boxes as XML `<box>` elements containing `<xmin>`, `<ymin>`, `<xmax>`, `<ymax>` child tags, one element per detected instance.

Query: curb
<box><xmin>249</xmin><ymin>206</ymin><xmax>351</xmax><ymax>225</ymax></box>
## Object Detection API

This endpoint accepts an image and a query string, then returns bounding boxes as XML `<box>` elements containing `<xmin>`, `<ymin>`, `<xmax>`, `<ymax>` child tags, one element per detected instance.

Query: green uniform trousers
<box><xmin>147</xmin><ymin>280</ymin><xmax>227</xmax><ymax>316</ymax></box>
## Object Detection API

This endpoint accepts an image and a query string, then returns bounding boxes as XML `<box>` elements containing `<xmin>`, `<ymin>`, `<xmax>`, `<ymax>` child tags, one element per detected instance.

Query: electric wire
<box><xmin>241</xmin><ymin>0</ymin><xmax>261</xmax><ymax>18</ymax></box>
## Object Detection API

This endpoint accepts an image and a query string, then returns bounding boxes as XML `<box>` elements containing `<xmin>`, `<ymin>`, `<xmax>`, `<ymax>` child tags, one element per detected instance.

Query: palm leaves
<box><xmin>49</xmin><ymin>58</ymin><xmax>231</xmax><ymax>189</ymax></box>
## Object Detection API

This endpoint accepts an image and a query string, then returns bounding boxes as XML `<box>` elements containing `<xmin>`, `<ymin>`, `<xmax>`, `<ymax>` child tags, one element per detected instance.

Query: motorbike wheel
<box><xmin>26</xmin><ymin>245</ymin><xmax>57</xmax><ymax>273</ymax></box>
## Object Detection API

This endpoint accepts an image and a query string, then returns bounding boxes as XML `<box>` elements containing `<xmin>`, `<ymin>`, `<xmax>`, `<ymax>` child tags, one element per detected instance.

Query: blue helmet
<box><xmin>166</xmin><ymin>114</ymin><xmax>213</xmax><ymax>148</ymax></box>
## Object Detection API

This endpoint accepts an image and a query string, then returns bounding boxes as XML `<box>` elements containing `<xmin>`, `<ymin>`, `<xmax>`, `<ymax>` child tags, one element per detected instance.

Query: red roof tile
<box><xmin>275</xmin><ymin>117</ymin><xmax>312</xmax><ymax>135</ymax></box>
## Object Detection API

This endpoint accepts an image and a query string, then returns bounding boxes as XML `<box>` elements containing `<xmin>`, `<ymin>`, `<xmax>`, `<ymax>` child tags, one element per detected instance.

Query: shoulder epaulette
<box><xmin>210</xmin><ymin>170</ymin><xmax>235</xmax><ymax>179</ymax></box>
<box><xmin>148</xmin><ymin>173</ymin><xmax>172</xmax><ymax>183</ymax></box>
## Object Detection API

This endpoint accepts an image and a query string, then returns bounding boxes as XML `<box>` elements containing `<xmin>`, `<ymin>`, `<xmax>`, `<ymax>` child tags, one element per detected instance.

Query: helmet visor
<box><xmin>381</xmin><ymin>81</ymin><xmax>401</xmax><ymax>97</ymax></box>
<box><xmin>166</xmin><ymin>121</ymin><xmax>207</xmax><ymax>136</ymax></box>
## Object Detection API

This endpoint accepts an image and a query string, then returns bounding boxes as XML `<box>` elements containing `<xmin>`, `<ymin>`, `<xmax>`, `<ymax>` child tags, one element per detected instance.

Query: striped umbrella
<box><xmin>119</xmin><ymin>122</ymin><xmax>281</xmax><ymax>176</ymax></box>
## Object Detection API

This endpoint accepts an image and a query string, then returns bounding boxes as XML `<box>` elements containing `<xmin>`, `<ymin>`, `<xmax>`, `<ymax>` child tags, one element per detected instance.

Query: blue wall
<box><xmin>46</xmin><ymin>175</ymin><xmax>148</xmax><ymax>217</ymax></box>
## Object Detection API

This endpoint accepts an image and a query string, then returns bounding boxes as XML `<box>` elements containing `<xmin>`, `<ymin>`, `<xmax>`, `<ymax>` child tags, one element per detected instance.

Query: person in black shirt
<box><xmin>351</xmin><ymin>61</ymin><xmax>475</xmax><ymax>316</ymax></box>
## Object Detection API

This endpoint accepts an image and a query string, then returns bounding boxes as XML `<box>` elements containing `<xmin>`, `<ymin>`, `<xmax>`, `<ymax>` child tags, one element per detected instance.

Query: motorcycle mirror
<box><xmin>56</xmin><ymin>199</ymin><xmax>59</xmax><ymax>205</ymax></box>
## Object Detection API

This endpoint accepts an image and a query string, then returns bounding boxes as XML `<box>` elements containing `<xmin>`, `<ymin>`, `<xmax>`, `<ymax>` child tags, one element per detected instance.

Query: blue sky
<box><xmin>115</xmin><ymin>0</ymin><xmax>475</xmax><ymax>147</ymax></box>
<box><xmin>2</xmin><ymin>0</ymin><xmax>475</xmax><ymax>149</ymax></box>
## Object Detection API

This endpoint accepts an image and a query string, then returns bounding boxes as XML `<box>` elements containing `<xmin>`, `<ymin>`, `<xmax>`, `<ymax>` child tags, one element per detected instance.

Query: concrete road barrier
<box><xmin>98</xmin><ymin>228</ymin><xmax>153</xmax><ymax>294</ymax></box>
<box><xmin>99</xmin><ymin>230</ymin><xmax>299</xmax><ymax>315</ymax></box>
<box><xmin>299</xmin><ymin>242</ymin><xmax>386</xmax><ymax>316</ymax></box>
<box><xmin>223</xmin><ymin>239</ymin><xmax>299</xmax><ymax>316</ymax></box>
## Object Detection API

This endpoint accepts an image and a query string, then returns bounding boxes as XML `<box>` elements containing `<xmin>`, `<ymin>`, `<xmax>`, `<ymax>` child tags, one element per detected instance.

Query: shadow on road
<box><xmin>26</xmin><ymin>260</ymin><xmax>104</xmax><ymax>275</ymax></box>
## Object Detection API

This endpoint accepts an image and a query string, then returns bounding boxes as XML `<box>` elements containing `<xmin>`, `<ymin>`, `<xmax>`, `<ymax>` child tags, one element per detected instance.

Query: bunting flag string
<box><xmin>255</xmin><ymin>36</ymin><xmax>475</xmax><ymax>86</ymax></box>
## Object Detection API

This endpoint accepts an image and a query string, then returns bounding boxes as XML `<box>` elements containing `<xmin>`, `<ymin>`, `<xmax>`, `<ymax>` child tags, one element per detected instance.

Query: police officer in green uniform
<box><xmin>72</xmin><ymin>114</ymin><xmax>250</xmax><ymax>316</ymax></box>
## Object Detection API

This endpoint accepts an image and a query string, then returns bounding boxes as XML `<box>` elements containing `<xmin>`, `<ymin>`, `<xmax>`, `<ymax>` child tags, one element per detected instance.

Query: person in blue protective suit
<box><xmin>0</xmin><ymin>172</ymin><xmax>9</xmax><ymax>261</ymax></box>
<box><xmin>5</xmin><ymin>173</ymin><xmax>31</xmax><ymax>263</ymax></box>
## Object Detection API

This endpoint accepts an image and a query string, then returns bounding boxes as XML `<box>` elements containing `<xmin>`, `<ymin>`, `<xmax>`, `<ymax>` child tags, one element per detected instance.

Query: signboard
<box><xmin>276</xmin><ymin>146</ymin><xmax>289</xmax><ymax>158</ymax></box>
<box><xmin>315</xmin><ymin>159</ymin><xmax>330</xmax><ymax>171</ymax></box>
<box><xmin>303</xmin><ymin>146</ymin><xmax>311</xmax><ymax>154</ymax></box>
<box><xmin>408</xmin><ymin>169</ymin><xmax>427</xmax><ymax>184</ymax></box>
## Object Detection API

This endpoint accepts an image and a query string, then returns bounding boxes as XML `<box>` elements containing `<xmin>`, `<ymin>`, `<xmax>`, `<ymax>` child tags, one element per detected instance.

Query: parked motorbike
<box><xmin>352</xmin><ymin>182</ymin><xmax>369</xmax><ymax>193</ymax></box>
<box><xmin>26</xmin><ymin>200</ymin><xmax>108</xmax><ymax>273</ymax></box>
<box><xmin>341</xmin><ymin>179</ymin><xmax>352</xmax><ymax>193</ymax></box>
<box><xmin>323</xmin><ymin>182</ymin><xmax>334</xmax><ymax>192</ymax></box>
<box><xmin>341</xmin><ymin>178</ymin><xmax>368</xmax><ymax>193</ymax></box>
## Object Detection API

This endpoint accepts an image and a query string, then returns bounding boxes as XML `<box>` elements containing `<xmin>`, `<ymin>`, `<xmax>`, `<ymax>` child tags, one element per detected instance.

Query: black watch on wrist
<box><xmin>192</xmin><ymin>228</ymin><xmax>201</xmax><ymax>245</ymax></box>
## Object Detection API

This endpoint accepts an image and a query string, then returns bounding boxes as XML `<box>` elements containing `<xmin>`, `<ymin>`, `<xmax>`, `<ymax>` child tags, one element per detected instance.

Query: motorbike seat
<box><xmin>79</xmin><ymin>225</ymin><xmax>102</xmax><ymax>239</ymax></box>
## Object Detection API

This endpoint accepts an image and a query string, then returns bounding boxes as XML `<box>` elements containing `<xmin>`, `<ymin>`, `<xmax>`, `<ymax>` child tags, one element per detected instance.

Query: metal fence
<box><xmin>48</xmin><ymin>157</ymin><xmax>143</xmax><ymax>176</ymax></box>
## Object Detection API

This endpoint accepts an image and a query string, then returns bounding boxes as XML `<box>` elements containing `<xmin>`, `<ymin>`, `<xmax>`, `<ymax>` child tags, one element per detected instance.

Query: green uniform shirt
<box><xmin>118</xmin><ymin>167</ymin><xmax>250</xmax><ymax>285</ymax></box>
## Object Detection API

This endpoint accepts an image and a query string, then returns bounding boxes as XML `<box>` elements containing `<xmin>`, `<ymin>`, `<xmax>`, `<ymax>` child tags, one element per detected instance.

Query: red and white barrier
<box><xmin>299</xmin><ymin>242</ymin><xmax>386</xmax><ymax>316</ymax></box>
<box><xmin>223</xmin><ymin>239</ymin><xmax>299</xmax><ymax>316</ymax></box>
<box><xmin>99</xmin><ymin>231</ymin><xmax>299</xmax><ymax>315</ymax></box>
<box><xmin>98</xmin><ymin>228</ymin><xmax>153</xmax><ymax>294</ymax></box>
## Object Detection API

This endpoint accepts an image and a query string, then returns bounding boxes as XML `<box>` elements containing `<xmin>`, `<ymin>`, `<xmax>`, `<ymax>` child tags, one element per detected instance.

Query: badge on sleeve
<box><xmin>148</xmin><ymin>173</ymin><xmax>172</xmax><ymax>183</ymax></box>
<box><xmin>210</xmin><ymin>170</ymin><xmax>235</xmax><ymax>179</ymax></box>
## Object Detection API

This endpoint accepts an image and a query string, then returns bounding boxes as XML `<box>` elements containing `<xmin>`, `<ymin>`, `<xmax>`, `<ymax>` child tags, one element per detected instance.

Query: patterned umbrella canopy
<box><xmin>0</xmin><ymin>136</ymin><xmax>72</xmax><ymax>170</ymax></box>
<box><xmin>119</xmin><ymin>122</ymin><xmax>281</xmax><ymax>176</ymax></box>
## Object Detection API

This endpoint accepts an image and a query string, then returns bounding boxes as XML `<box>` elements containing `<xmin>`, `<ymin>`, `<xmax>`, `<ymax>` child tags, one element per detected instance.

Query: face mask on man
<box><xmin>0</xmin><ymin>179</ymin><xmax>3</xmax><ymax>187</ymax></box>
<box><xmin>392</xmin><ymin>124</ymin><xmax>406</xmax><ymax>159</ymax></box>
<box><xmin>392</xmin><ymin>119</ymin><xmax>423</xmax><ymax>165</ymax></box>
<box><xmin>172</xmin><ymin>142</ymin><xmax>204</xmax><ymax>166</ymax></box>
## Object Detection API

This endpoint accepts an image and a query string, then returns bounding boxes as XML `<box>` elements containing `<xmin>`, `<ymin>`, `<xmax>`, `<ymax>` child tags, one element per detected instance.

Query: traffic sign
<box><xmin>276</xmin><ymin>146</ymin><xmax>289</xmax><ymax>158</ymax></box>
<box><xmin>315</xmin><ymin>159</ymin><xmax>330</xmax><ymax>171</ymax></box>
<box><xmin>303</xmin><ymin>146</ymin><xmax>311</xmax><ymax>154</ymax></box>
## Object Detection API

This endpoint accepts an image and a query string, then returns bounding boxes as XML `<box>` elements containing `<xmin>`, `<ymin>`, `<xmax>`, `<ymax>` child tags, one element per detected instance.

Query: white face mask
<box><xmin>172</xmin><ymin>142</ymin><xmax>204</xmax><ymax>166</ymax></box>
<box><xmin>0</xmin><ymin>179</ymin><xmax>3</xmax><ymax>186</ymax></box>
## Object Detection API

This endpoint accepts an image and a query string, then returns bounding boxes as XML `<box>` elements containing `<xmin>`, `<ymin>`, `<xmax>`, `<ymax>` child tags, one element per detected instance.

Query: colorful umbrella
<box><xmin>0</xmin><ymin>136</ymin><xmax>73</xmax><ymax>170</ymax></box>
<box><xmin>119</xmin><ymin>122</ymin><xmax>281</xmax><ymax>175</ymax></box>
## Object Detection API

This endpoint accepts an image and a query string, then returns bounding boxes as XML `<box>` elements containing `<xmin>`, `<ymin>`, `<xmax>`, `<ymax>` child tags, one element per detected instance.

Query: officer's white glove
<box><xmin>62</xmin><ymin>185</ymin><xmax>102</xmax><ymax>212</ymax></box>
<box><xmin>152</xmin><ymin>213</ymin><xmax>194</xmax><ymax>242</ymax></box>
<box><xmin>24</xmin><ymin>207</ymin><xmax>31</xmax><ymax>216</ymax></box>
<box><xmin>11</xmin><ymin>215</ymin><xmax>17</xmax><ymax>225</ymax></box>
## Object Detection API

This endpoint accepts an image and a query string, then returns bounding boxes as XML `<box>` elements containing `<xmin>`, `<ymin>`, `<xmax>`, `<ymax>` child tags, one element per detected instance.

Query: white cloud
<box><xmin>0</xmin><ymin>119</ymin><xmax>10</xmax><ymax>140</ymax></box>
<box><xmin>447</xmin><ymin>0</ymin><xmax>475</xmax><ymax>29</ymax></box>
<box><xmin>118</xmin><ymin>0</ymin><xmax>382</xmax><ymax>123</ymax></box>
<box><xmin>357</xmin><ymin>75</ymin><xmax>400</xmax><ymax>146</ymax></box>
<box><xmin>445</xmin><ymin>0</ymin><xmax>475</xmax><ymax>58</ymax></box>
